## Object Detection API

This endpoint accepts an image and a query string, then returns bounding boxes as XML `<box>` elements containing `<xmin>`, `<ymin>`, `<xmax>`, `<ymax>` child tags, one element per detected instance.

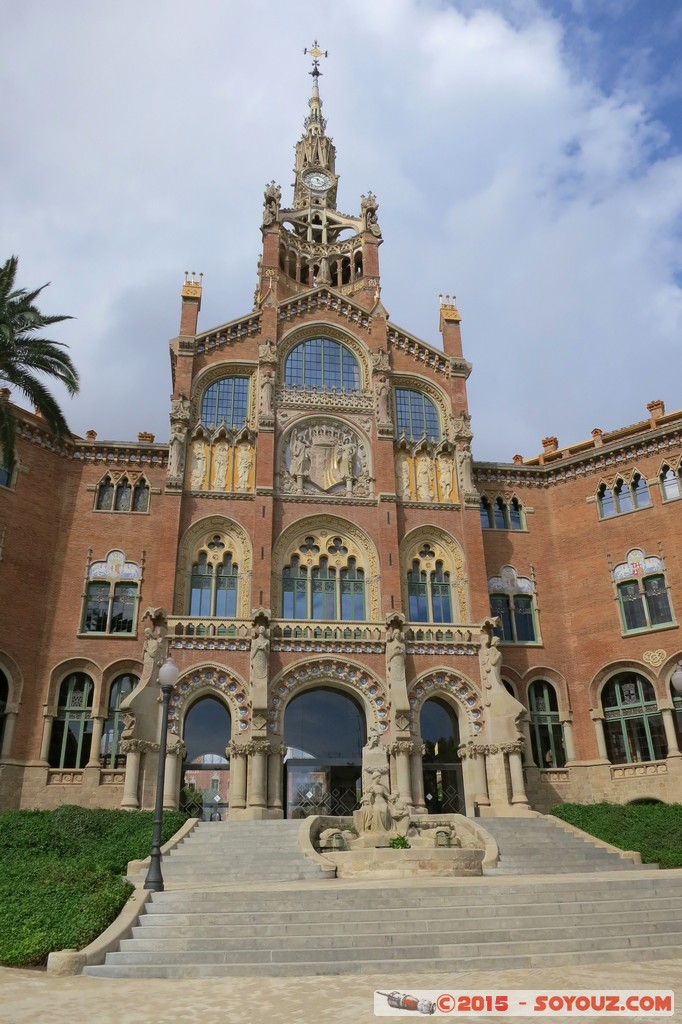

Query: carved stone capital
<box><xmin>388</xmin><ymin>740</ymin><xmax>417</xmax><ymax>756</ymax></box>
<box><xmin>499</xmin><ymin>740</ymin><xmax>525</xmax><ymax>756</ymax></box>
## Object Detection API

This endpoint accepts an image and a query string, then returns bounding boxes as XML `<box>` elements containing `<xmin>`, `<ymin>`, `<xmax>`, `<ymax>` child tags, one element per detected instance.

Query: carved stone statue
<box><xmin>250</xmin><ymin>625</ymin><xmax>270</xmax><ymax>707</ymax></box>
<box><xmin>456</xmin><ymin>446</ymin><xmax>475</xmax><ymax>493</ymax></box>
<box><xmin>212</xmin><ymin>441</ymin><xmax>229</xmax><ymax>490</ymax></box>
<box><xmin>376</xmin><ymin>376</ymin><xmax>391</xmax><ymax>423</ymax></box>
<box><xmin>190</xmin><ymin>442</ymin><xmax>207</xmax><ymax>489</ymax></box>
<box><xmin>362</xmin><ymin>769</ymin><xmax>393</xmax><ymax>833</ymax></box>
<box><xmin>167</xmin><ymin>423</ymin><xmax>187</xmax><ymax>479</ymax></box>
<box><xmin>236</xmin><ymin>445</ymin><xmax>252</xmax><ymax>491</ymax></box>
<box><xmin>416</xmin><ymin>457</ymin><xmax>434</xmax><ymax>501</ymax></box>
<box><xmin>361</xmin><ymin>193</ymin><xmax>382</xmax><ymax>238</ymax></box>
<box><xmin>336</xmin><ymin>435</ymin><xmax>356</xmax><ymax>480</ymax></box>
<box><xmin>315</xmin><ymin>258</ymin><xmax>332</xmax><ymax>286</ymax></box>
<box><xmin>396</xmin><ymin>453</ymin><xmax>411</xmax><ymax>499</ymax></box>
<box><xmin>437</xmin><ymin>456</ymin><xmax>454</xmax><ymax>502</ymax></box>
<box><xmin>262</xmin><ymin>181</ymin><xmax>281</xmax><ymax>227</ymax></box>
<box><xmin>290</xmin><ymin>431</ymin><xmax>309</xmax><ymax>478</ymax></box>
<box><xmin>451</xmin><ymin>410</ymin><xmax>474</xmax><ymax>442</ymax></box>
<box><xmin>120</xmin><ymin>608</ymin><xmax>169</xmax><ymax>745</ymax></box>
<box><xmin>386</xmin><ymin>628</ymin><xmax>407</xmax><ymax>690</ymax></box>
<box><xmin>259</xmin><ymin>370</ymin><xmax>274</xmax><ymax>417</ymax></box>
<box><xmin>480</xmin><ymin>635</ymin><xmax>503</xmax><ymax>690</ymax></box>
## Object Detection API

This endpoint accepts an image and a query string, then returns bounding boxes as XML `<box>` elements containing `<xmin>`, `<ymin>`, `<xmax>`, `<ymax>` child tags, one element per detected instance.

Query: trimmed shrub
<box><xmin>550</xmin><ymin>802</ymin><xmax>682</xmax><ymax>869</ymax></box>
<box><xmin>0</xmin><ymin>807</ymin><xmax>187</xmax><ymax>966</ymax></box>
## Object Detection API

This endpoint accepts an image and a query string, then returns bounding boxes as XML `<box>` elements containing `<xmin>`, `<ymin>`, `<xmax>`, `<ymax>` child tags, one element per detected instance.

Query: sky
<box><xmin>2</xmin><ymin>0</ymin><xmax>682</xmax><ymax>463</ymax></box>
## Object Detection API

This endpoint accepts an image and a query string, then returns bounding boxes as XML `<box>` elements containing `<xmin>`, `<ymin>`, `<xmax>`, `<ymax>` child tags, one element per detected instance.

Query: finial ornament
<box><xmin>304</xmin><ymin>40</ymin><xmax>328</xmax><ymax>79</ymax></box>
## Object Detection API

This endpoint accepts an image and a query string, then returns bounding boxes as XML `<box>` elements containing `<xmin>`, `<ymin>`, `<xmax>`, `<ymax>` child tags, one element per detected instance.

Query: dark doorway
<box><xmin>283</xmin><ymin>687</ymin><xmax>366</xmax><ymax>817</ymax></box>
<box><xmin>421</xmin><ymin>697</ymin><xmax>464</xmax><ymax>814</ymax></box>
<box><xmin>181</xmin><ymin>696</ymin><xmax>231</xmax><ymax>820</ymax></box>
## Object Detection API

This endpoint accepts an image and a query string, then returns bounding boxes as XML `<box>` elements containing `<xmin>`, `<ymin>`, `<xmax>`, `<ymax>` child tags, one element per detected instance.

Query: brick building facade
<box><xmin>1</xmin><ymin>68</ymin><xmax>681</xmax><ymax>819</ymax></box>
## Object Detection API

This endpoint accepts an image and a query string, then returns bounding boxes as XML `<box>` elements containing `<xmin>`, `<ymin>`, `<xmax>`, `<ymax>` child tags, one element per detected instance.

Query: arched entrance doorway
<box><xmin>181</xmin><ymin>696</ymin><xmax>231</xmax><ymax>821</ymax></box>
<box><xmin>421</xmin><ymin>697</ymin><xmax>464</xmax><ymax>814</ymax></box>
<box><xmin>283</xmin><ymin>687</ymin><xmax>366</xmax><ymax>818</ymax></box>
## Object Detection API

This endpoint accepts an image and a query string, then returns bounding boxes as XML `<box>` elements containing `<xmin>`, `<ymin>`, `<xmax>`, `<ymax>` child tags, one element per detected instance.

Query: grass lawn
<box><xmin>551</xmin><ymin>801</ymin><xmax>682</xmax><ymax>868</ymax></box>
<box><xmin>0</xmin><ymin>805</ymin><xmax>187</xmax><ymax>967</ymax></box>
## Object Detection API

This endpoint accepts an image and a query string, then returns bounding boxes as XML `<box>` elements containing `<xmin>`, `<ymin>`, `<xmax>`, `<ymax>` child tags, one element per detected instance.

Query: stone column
<box><xmin>505</xmin><ymin>743</ymin><xmax>530</xmax><ymax>807</ymax></box>
<box><xmin>39</xmin><ymin>713</ymin><xmax>54</xmax><ymax>764</ymax></box>
<box><xmin>520</xmin><ymin>716</ymin><xmax>534</xmax><ymax>767</ymax></box>
<box><xmin>267</xmin><ymin>745</ymin><xmax>284</xmax><ymax>813</ymax></box>
<box><xmin>120</xmin><ymin>746</ymin><xmax>141</xmax><ymax>809</ymax></box>
<box><xmin>561</xmin><ymin>716</ymin><xmax>576</xmax><ymax>762</ymax></box>
<box><xmin>661</xmin><ymin>707</ymin><xmax>682</xmax><ymax>757</ymax></box>
<box><xmin>227</xmin><ymin>742</ymin><xmax>247</xmax><ymax>811</ymax></box>
<box><xmin>390</xmin><ymin>741</ymin><xmax>414</xmax><ymax>806</ymax></box>
<box><xmin>458</xmin><ymin>741</ymin><xmax>490</xmax><ymax>811</ymax></box>
<box><xmin>248</xmin><ymin>741</ymin><xmax>269</xmax><ymax>809</ymax></box>
<box><xmin>590</xmin><ymin>710</ymin><xmax>609</xmax><ymax>760</ymax></box>
<box><xmin>409</xmin><ymin>744</ymin><xmax>427</xmax><ymax>813</ymax></box>
<box><xmin>1</xmin><ymin>709</ymin><xmax>18</xmax><ymax>758</ymax></box>
<box><xmin>163</xmin><ymin>747</ymin><xmax>180</xmax><ymax>810</ymax></box>
<box><xmin>86</xmin><ymin>717</ymin><xmax>105</xmax><ymax>768</ymax></box>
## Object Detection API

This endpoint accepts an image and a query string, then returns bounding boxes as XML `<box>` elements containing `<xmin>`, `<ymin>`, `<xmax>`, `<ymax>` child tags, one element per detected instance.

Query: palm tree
<box><xmin>0</xmin><ymin>255</ymin><xmax>80</xmax><ymax>476</ymax></box>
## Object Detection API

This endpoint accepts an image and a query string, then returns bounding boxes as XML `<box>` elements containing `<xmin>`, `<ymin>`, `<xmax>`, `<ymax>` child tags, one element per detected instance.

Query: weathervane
<box><xmin>304</xmin><ymin>40</ymin><xmax>328</xmax><ymax>80</ymax></box>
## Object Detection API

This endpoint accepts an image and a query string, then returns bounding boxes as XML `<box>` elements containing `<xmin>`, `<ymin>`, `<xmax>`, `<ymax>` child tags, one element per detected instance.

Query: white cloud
<box><xmin>1</xmin><ymin>0</ymin><xmax>680</xmax><ymax>460</ymax></box>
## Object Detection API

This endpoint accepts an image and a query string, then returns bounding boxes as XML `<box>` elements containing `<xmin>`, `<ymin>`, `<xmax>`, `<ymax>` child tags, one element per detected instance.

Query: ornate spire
<box><xmin>292</xmin><ymin>42</ymin><xmax>337</xmax><ymax>209</ymax></box>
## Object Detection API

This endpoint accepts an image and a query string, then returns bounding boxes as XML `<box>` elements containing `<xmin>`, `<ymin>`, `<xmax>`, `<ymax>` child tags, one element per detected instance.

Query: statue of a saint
<box><xmin>190</xmin><ymin>442</ymin><xmax>207</xmax><ymax>489</ymax></box>
<box><xmin>260</xmin><ymin>371</ymin><xmax>274</xmax><ymax>417</ymax></box>
<box><xmin>376</xmin><ymin>376</ymin><xmax>391</xmax><ymax>423</ymax></box>
<box><xmin>168</xmin><ymin>423</ymin><xmax>186</xmax><ymax>479</ymax></box>
<box><xmin>262</xmin><ymin>181</ymin><xmax>281</xmax><ymax>227</ymax></box>
<box><xmin>336</xmin><ymin>435</ymin><xmax>356</xmax><ymax>480</ymax></box>
<box><xmin>416</xmin><ymin>457</ymin><xmax>434</xmax><ymax>501</ymax></box>
<box><xmin>386</xmin><ymin>628</ymin><xmax>407</xmax><ymax>689</ymax></box>
<box><xmin>396</xmin><ymin>453</ymin><xmax>411</xmax><ymax>499</ymax></box>
<box><xmin>237</xmin><ymin>445</ymin><xmax>252</xmax><ymax>491</ymax></box>
<box><xmin>290</xmin><ymin>432</ymin><xmax>308</xmax><ymax>477</ymax></box>
<box><xmin>250</xmin><ymin>625</ymin><xmax>270</xmax><ymax>690</ymax></box>
<box><xmin>212</xmin><ymin>441</ymin><xmax>229</xmax><ymax>490</ymax></box>
<box><xmin>456</xmin><ymin>446</ymin><xmax>475</xmax><ymax>492</ymax></box>
<box><xmin>438</xmin><ymin>457</ymin><xmax>454</xmax><ymax>501</ymax></box>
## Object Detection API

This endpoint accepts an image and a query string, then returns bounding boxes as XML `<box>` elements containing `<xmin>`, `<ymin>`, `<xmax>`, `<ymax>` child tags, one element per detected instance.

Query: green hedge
<box><xmin>550</xmin><ymin>802</ymin><xmax>682</xmax><ymax>869</ymax></box>
<box><xmin>0</xmin><ymin>806</ymin><xmax>187</xmax><ymax>967</ymax></box>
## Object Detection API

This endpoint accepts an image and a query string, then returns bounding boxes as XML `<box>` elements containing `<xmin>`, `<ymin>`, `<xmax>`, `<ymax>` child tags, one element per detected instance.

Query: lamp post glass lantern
<box><xmin>144</xmin><ymin>657</ymin><xmax>180</xmax><ymax>892</ymax></box>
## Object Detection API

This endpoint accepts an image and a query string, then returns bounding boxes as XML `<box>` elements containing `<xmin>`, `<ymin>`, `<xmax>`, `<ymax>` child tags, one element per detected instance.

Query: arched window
<box><xmin>613</xmin><ymin>549</ymin><xmax>674</xmax><ymax>633</ymax></box>
<box><xmin>602</xmin><ymin>674</ymin><xmax>666</xmax><ymax>764</ymax></box>
<box><xmin>480</xmin><ymin>496</ymin><xmax>492</xmax><ymax>528</ymax></box>
<box><xmin>114</xmin><ymin>478</ymin><xmax>132</xmax><ymax>511</ymax></box>
<box><xmin>96</xmin><ymin>476</ymin><xmax>115</xmax><ymax>510</ymax></box>
<box><xmin>488</xmin><ymin>565</ymin><xmax>538</xmax><ymax>643</ymax></box>
<box><xmin>82</xmin><ymin>550</ymin><xmax>140</xmax><ymax>635</ymax></box>
<box><xmin>598</xmin><ymin>475</ymin><xmax>651</xmax><ymax>519</ymax></box>
<box><xmin>0</xmin><ymin>670</ymin><xmax>7</xmax><ymax>754</ymax></box>
<box><xmin>189</xmin><ymin>538</ymin><xmax>239</xmax><ymax>618</ymax></box>
<box><xmin>407</xmin><ymin>558</ymin><xmax>452</xmax><ymax>623</ymax></box>
<box><xmin>671</xmin><ymin>678</ymin><xmax>682</xmax><ymax>749</ymax></box>
<box><xmin>395</xmin><ymin>389</ymin><xmax>441</xmax><ymax>441</ymax></box>
<box><xmin>281</xmin><ymin>536</ymin><xmax>366</xmax><ymax>621</ymax></box>
<box><xmin>101</xmin><ymin>674</ymin><xmax>137</xmax><ymax>768</ymax></box>
<box><xmin>660</xmin><ymin>465</ymin><xmax>681</xmax><ymax>501</ymax></box>
<box><xmin>49</xmin><ymin>673</ymin><xmax>94</xmax><ymax>769</ymax></box>
<box><xmin>132</xmin><ymin>478</ymin><xmax>149</xmax><ymax>512</ymax></box>
<box><xmin>284</xmin><ymin>337</ymin><xmax>360</xmax><ymax>392</ymax></box>
<box><xmin>528</xmin><ymin>680</ymin><xmax>566</xmax><ymax>768</ymax></box>
<box><xmin>201</xmin><ymin>377</ymin><xmax>250</xmax><ymax>430</ymax></box>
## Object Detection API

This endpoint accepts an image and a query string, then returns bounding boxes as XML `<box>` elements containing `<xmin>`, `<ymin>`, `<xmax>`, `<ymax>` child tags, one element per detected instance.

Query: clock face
<box><xmin>303</xmin><ymin>170</ymin><xmax>332</xmax><ymax>191</ymax></box>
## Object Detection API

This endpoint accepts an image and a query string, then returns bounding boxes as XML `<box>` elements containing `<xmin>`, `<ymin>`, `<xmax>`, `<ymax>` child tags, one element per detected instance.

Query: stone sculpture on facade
<box><xmin>437</xmin><ymin>456</ymin><xmax>454</xmax><ymax>502</ymax></box>
<box><xmin>212</xmin><ymin>441</ymin><xmax>229</xmax><ymax>490</ymax></box>
<box><xmin>456</xmin><ymin>445</ymin><xmax>475</xmax><ymax>494</ymax></box>
<box><xmin>262</xmin><ymin>181</ymin><xmax>281</xmax><ymax>227</ymax></box>
<box><xmin>167</xmin><ymin>422</ymin><xmax>187</xmax><ymax>481</ymax></box>
<box><xmin>416</xmin><ymin>456</ymin><xmax>434</xmax><ymax>501</ymax></box>
<box><xmin>361</xmin><ymin>192</ymin><xmax>382</xmax><ymax>238</ymax></box>
<box><xmin>237</xmin><ymin>444</ymin><xmax>252</xmax><ymax>491</ymax></box>
<box><xmin>250</xmin><ymin>624</ymin><xmax>270</xmax><ymax>709</ymax></box>
<box><xmin>259</xmin><ymin>369</ymin><xmax>274</xmax><ymax>419</ymax></box>
<box><xmin>376</xmin><ymin>376</ymin><xmax>391</xmax><ymax>424</ymax></box>
<box><xmin>396</xmin><ymin>452</ymin><xmax>411</xmax><ymax>499</ymax></box>
<box><xmin>190</xmin><ymin>442</ymin><xmax>207</xmax><ymax>490</ymax></box>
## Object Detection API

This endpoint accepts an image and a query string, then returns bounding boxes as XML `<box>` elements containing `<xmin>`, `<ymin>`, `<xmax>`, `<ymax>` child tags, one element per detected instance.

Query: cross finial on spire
<box><xmin>304</xmin><ymin>40</ymin><xmax>328</xmax><ymax>81</ymax></box>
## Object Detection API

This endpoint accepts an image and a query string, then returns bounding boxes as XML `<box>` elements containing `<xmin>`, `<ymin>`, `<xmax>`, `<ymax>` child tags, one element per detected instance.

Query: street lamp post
<box><xmin>144</xmin><ymin>656</ymin><xmax>180</xmax><ymax>892</ymax></box>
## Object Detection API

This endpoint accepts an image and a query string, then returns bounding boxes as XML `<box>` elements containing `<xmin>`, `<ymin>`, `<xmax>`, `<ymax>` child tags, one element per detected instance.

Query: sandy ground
<box><xmin>1</xmin><ymin>958</ymin><xmax>681</xmax><ymax>1024</ymax></box>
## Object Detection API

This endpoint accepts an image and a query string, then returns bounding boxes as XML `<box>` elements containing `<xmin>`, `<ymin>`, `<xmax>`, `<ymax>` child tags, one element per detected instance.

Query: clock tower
<box><xmin>257</xmin><ymin>42</ymin><xmax>382</xmax><ymax>307</ymax></box>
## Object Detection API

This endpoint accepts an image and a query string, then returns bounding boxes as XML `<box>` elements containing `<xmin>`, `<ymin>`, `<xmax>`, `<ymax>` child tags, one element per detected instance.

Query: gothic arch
<box><xmin>0</xmin><ymin>651</ymin><xmax>23</xmax><ymax>710</ymax></box>
<box><xmin>392</xmin><ymin>373</ymin><xmax>451</xmax><ymax>440</ymax></box>
<box><xmin>271</xmin><ymin>514</ymin><xmax>381</xmax><ymax>620</ymax></box>
<box><xmin>588</xmin><ymin>659</ymin><xmax>661</xmax><ymax>708</ymax></box>
<box><xmin>408</xmin><ymin>667</ymin><xmax>484</xmax><ymax>741</ymax></box>
<box><xmin>167</xmin><ymin>663</ymin><xmax>250</xmax><ymax>737</ymax></box>
<box><xmin>175</xmin><ymin>515</ymin><xmax>253</xmax><ymax>618</ymax></box>
<box><xmin>278</xmin><ymin>321</ymin><xmax>371</xmax><ymax>389</ymax></box>
<box><xmin>521</xmin><ymin>666</ymin><xmax>570</xmax><ymax>713</ymax></box>
<box><xmin>45</xmin><ymin>658</ymin><xmax>102</xmax><ymax>715</ymax></box>
<box><xmin>100</xmin><ymin>658</ymin><xmax>143</xmax><ymax>716</ymax></box>
<box><xmin>189</xmin><ymin>362</ymin><xmax>258</xmax><ymax>431</ymax></box>
<box><xmin>400</xmin><ymin>525</ymin><xmax>469</xmax><ymax>622</ymax></box>
<box><xmin>267</xmin><ymin>657</ymin><xmax>388</xmax><ymax>737</ymax></box>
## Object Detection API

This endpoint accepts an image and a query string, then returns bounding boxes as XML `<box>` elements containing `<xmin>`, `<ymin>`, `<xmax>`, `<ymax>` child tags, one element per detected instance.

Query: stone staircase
<box><xmin>84</xmin><ymin>817</ymin><xmax>682</xmax><ymax>979</ymax></box>
<box><xmin>128</xmin><ymin>820</ymin><xmax>333</xmax><ymax>886</ymax></box>
<box><xmin>480</xmin><ymin>816</ymin><xmax>655</xmax><ymax>874</ymax></box>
